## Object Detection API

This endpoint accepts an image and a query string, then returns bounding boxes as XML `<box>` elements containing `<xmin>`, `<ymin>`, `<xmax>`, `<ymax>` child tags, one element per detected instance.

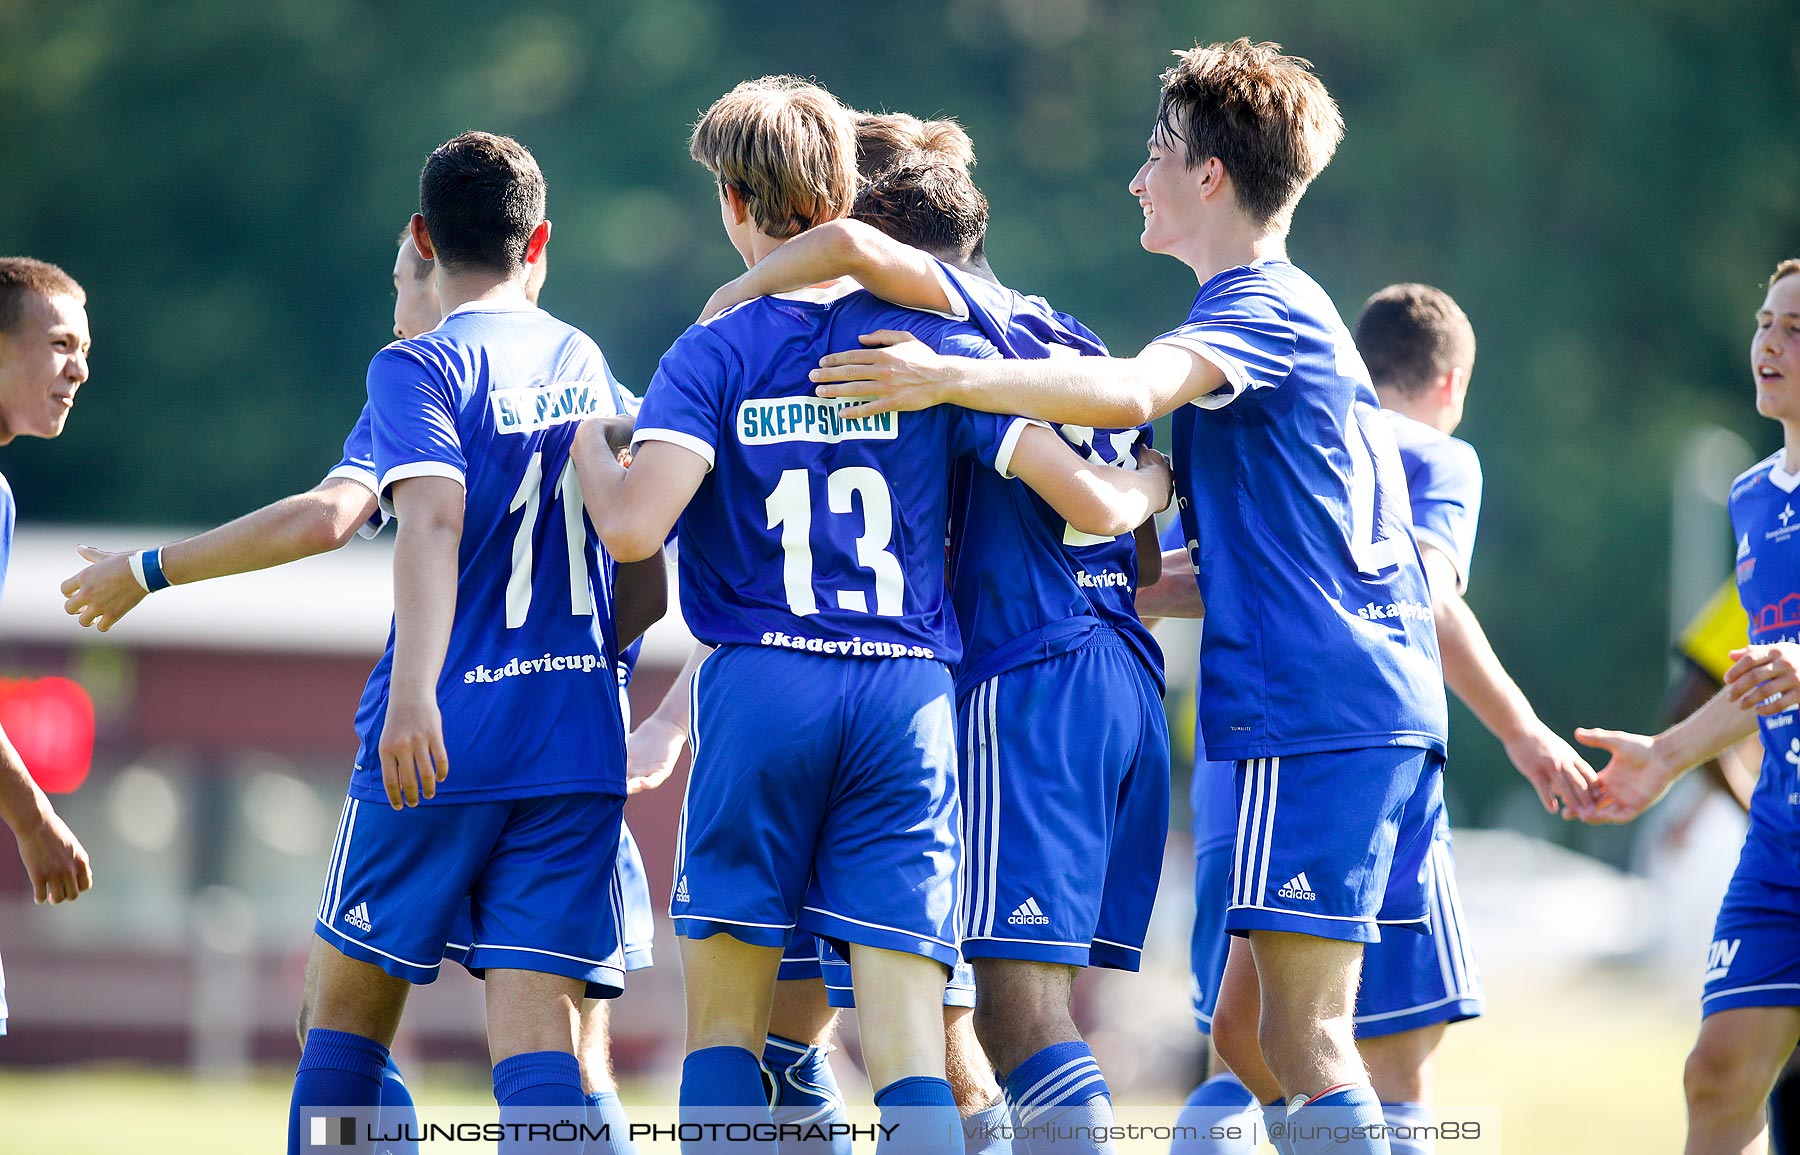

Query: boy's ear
<box><xmin>722</xmin><ymin>182</ymin><xmax>751</xmax><ymax>226</ymax></box>
<box><xmin>408</xmin><ymin>214</ymin><xmax>436</xmax><ymax>261</ymax></box>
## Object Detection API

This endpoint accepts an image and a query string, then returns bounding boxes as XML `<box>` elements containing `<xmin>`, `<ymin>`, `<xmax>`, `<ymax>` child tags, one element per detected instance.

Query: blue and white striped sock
<box><xmin>1001</xmin><ymin>1042</ymin><xmax>1114</xmax><ymax>1155</ymax></box>
<box><xmin>762</xmin><ymin>1033</ymin><xmax>851</xmax><ymax>1155</ymax></box>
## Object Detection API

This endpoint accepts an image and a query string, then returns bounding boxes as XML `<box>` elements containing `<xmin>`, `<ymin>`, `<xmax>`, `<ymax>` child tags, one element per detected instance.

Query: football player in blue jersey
<box><xmin>0</xmin><ymin>257</ymin><xmax>95</xmax><ymax>1039</ymax></box>
<box><xmin>63</xmin><ymin>230</ymin><xmax>660</xmax><ymax>1152</ymax></box>
<box><xmin>703</xmin><ymin>123</ymin><xmax>1172</xmax><ymax>1155</ymax></box>
<box><xmin>1578</xmin><ymin>257</ymin><xmax>1800</xmax><ymax>1155</ymax></box>
<box><xmin>287</xmin><ymin>132</ymin><xmax>635</xmax><ymax>1154</ymax></box>
<box><xmin>570</xmin><ymin>77</ymin><xmax>1170</xmax><ymax>1153</ymax></box>
<box><xmin>1152</xmin><ymin>284</ymin><xmax>1598</xmax><ymax>1154</ymax></box>
<box><xmin>635</xmin><ymin>115</ymin><xmax>1008</xmax><ymax>1155</ymax></box>
<box><xmin>809</xmin><ymin>39</ymin><xmax>1455</xmax><ymax>1152</ymax></box>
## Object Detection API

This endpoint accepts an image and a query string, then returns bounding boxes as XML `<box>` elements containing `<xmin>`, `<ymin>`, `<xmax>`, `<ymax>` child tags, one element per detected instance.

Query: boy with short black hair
<box><xmin>288</xmin><ymin>132</ymin><xmax>633</xmax><ymax>1154</ymax></box>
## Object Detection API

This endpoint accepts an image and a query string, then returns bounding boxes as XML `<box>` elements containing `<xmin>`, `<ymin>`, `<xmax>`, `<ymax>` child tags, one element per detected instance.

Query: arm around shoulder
<box><xmin>1007</xmin><ymin>425</ymin><xmax>1172</xmax><ymax>538</ymax></box>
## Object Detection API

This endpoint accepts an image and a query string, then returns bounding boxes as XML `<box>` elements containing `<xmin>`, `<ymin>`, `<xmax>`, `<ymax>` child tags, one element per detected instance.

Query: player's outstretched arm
<box><xmin>379</xmin><ymin>475</ymin><xmax>461</xmax><ymax>810</ymax></box>
<box><xmin>812</xmin><ymin>332</ymin><xmax>1226</xmax><ymax>427</ymax></box>
<box><xmin>699</xmin><ymin>219</ymin><xmax>955</xmax><ymax>322</ymax></box>
<box><xmin>59</xmin><ymin>478</ymin><xmax>378</xmax><ymax>631</ymax></box>
<box><xmin>1136</xmin><ymin>550</ymin><xmax>1206</xmax><ymax>620</ymax></box>
<box><xmin>1577</xmin><ymin>676</ymin><xmax>1762</xmax><ymax>824</ymax></box>
<box><xmin>1007</xmin><ymin>428</ymin><xmax>1172</xmax><ymax>538</ymax></box>
<box><xmin>1665</xmin><ymin>664</ymin><xmax>1757</xmax><ymax>811</ymax></box>
<box><xmin>570</xmin><ymin>420</ymin><xmax>708</xmax><ymax>564</ymax></box>
<box><xmin>626</xmin><ymin>642</ymin><xmax>713</xmax><ymax>795</ymax></box>
<box><xmin>1421</xmin><ymin>548</ymin><xmax>1598</xmax><ymax>817</ymax></box>
<box><xmin>0</xmin><ymin>724</ymin><xmax>92</xmax><ymax>904</ymax></box>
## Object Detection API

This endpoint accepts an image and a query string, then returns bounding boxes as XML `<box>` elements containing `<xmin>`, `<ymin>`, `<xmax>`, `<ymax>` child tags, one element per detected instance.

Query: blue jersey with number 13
<box><xmin>634</xmin><ymin>286</ymin><xmax>1023</xmax><ymax>665</ymax></box>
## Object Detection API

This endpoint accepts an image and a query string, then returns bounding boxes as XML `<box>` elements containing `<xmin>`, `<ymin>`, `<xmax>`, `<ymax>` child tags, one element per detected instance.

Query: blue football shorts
<box><xmin>958</xmin><ymin>634</ymin><xmax>1170</xmax><ymax>970</ymax></box>
<box><xmin>671</xmin><ymin>647</ymin><xmax>962</xmax><ymax>969</ymax></box>
<box><xmin>1702</xmin><ymin>812</ymin><xmax>1800</xmax><ymax>1016</ymax></box>
<box><xmin>315</xmin><ymin>791</ymin><xmax>626</xmax><ymax>996</ymax></box>
<box><xmin>1225</xmin><ymin>746</ymin><xmax>1442</xmax><ymax>944</ymax></box>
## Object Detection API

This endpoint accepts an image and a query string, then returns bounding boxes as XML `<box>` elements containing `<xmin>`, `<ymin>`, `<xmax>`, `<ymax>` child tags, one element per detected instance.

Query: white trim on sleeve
<box><xmin>993</xmin><ymin>417</ymin><xmax>1048</xmax><ymax>479</ymax></box>
<box><xmin>324</xmin><ymin>466</ymin><xmax>388</xmax><ymax>539</ymax></box>
<box><xmin>1152</xmin><ymin>336</ymin><xmax>1254</xmax><ymax>410</ymax></box>
<box><xmin>1411</xmin><ymin>529</ymin><xmax>1469</xmax><ymax>595</ymax></box>
<box><xmin>377</xmin><ymin>461</ymin><xmax>466</xmax><ymax>519</ymax></box>
<box><xmin>926</xmin><ymin>262</ymin><xmax>971</xmax><ymax>320</ymax></box>
<box><xmin>324</xmin><ymin>465</ymin><xmax>378</xmax><ymax>494</ymax></box>
<box><xmin>633</xmin><ymin>427</ymin><xmax>717</xmax><ymax>472</ymax></box>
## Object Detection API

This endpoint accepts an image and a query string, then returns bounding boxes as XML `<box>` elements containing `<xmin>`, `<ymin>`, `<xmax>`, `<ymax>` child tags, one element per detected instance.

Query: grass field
<box><xmin>0</xmin><ymin>967</ymin><xmax>1695</xmax><ymax>1152</ymax></box>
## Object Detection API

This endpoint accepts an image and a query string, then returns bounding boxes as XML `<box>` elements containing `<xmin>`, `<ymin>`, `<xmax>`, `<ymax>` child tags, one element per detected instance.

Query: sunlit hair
<box><xmin>1770</xmin><ymin>259</ymin><xmax>1800</xmax><ymax>289</ymax></box>
<box><xmin>853</xmin><ymin>157</ymin><xmax>989</xmax><ymax>264</ymax></box>
<box><xmin>691</xmin><ymin>77</ymin><xmax>857</xmax><ymax>239</ymax></box>
<box><xmin>0</xmin><ymin>257</ymin><xmax>85</xmax><ymax>336</ymax></box>
<box><xmin>418</xmin><ymin>131</ymin><xmax>546</xmax><ymax>274</ymax></box>
<box><xmin>854</xmin><ymin>112</ymin><xmax>975</xmax><ymax>181</ymax></box>
<box><xmin>1354</xmin><ymin>284</ymin><xmax>1476</xmax><ymax>398</ymax></box>
<box><xmin>1155</xmin><ymin>38</ymin><xmax>1344</xmax><ymax>230</ymax></box>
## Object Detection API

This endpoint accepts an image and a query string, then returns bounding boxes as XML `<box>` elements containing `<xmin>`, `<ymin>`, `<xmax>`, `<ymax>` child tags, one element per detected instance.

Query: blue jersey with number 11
<box><xmin>354</xmin><ymin>301</ymin><xmax>630</xmax><ymax>803</ymax></box>
<box><xmin>634</xmin><ymin>285</ymin><xmax>1022</xmax><ymax>665</ymax></box>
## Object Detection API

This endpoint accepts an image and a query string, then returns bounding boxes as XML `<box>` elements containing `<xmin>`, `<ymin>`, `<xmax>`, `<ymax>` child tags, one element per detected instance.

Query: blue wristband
<box><xmin>140</xmin><ymin>547</ymin><xmax>172</xmax><ymax>593</ymax></box>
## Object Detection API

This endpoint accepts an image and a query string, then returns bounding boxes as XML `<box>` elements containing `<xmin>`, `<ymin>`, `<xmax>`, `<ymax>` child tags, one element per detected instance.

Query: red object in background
<box><xmin>0</xmin><ymin>677</ymin><xmax>95</xmax><ymax>793</ymax></box>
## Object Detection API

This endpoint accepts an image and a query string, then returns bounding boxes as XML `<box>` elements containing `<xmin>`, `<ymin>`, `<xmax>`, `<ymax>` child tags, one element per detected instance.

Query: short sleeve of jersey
<box><xmin>0</xmin><ymin>473</ymin><xmax>14</xmax><ymax>599</ymax></box>
<box><xmin>367</xmin><ymin>345</ymin><xmax>465</xmax><ymax>514</ymax></box>
<box><xmin>1407</xmin><ymin>435</ymin><xmax>1484</xmax><ymax>593</ymax></box>
<box><xmin>1152</xmin><ymin>268</ymin><xmax>1297</xmax><ymax>410</ymax></box>
<box><xmin>323</xmin><ymin>405</ymin><xmax>388</xmax><ymax>540</ymax></box>
<box><xmin>633</xmin><ymin>325</ymin><xmax>731</xmax><ymax>470</ymax></box>
<box><xmin>949</xmin><ymin>407</ymin><xmax>1034</xmax><ymax>479</ymax></box>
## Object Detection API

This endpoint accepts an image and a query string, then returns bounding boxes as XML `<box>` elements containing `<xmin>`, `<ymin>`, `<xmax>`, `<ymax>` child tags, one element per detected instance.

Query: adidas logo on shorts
<box><xmin>674</xmin><ymin>875</ymin><xmax>690</xmax><ymax>904</ymax></box>
<box><xmin>1277</xmin><ymin>873</ymin><xmax>1317</xmax><ymax>902</ymax></box>
<box><xmin>1007</xmin><ymin>896</ymin><xmax>1050</xmax><ymax>926</ymax></box>
<box><xmin>344</xmin><ymin>902</ymin><xmax>372</xmax><ymax>932</ymax></box>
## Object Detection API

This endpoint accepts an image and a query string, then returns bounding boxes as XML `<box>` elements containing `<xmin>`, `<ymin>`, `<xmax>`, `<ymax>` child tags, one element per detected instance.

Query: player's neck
<box><xmin>1175</xmin><ymin>216</ymin><xmax>1287</xmax><ymax>285</ymax></box>
<box><xmin>1784</xmin><ymin>423</ymin><xmax>1800</xmax><ymax>473</ymax></box>
<box><xmin>434</xmin><ymin>269</ymin><xmax>532</xmax><ymax>317</ymax></box>
<box><xmin>747</xmin><ymin>229</ymin><xmax>790</xmax><ymax>267</ymax></box>
<box><xmin>1376</xmin><ymin>388</ymin><xmax>1449</xmax><ymax>431</ymax></box>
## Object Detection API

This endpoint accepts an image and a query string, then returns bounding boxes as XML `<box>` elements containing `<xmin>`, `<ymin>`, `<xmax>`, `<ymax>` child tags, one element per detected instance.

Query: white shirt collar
<box><xmin>442</xmin><ymin>297</ymin><xmax>539</xmax><ymax>321</ymax></box>
<box><xmin>1770</xmin><ymin>450</ymin><xmax>1800</xmax><ymax>493</ymax></box>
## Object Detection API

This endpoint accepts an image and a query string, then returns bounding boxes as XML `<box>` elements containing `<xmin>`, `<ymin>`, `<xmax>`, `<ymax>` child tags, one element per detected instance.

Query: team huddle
<box><xmin>4</xmin><ymin>31</ymin><xmax>1798</xmax><ymax>1155</ymax></box>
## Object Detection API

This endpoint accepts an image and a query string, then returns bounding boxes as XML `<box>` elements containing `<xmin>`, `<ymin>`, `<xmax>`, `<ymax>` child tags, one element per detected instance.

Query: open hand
<box><xmin>1503</xmin><ymin>723</ymin><xmax>1599</xmax><ymax>818</ymax></box>
<box><xmin>810</xmin><ymin>331</ymin><xmax>953</xmax><ymax>420</ymax></box>
<box><xmin>60</xmin><ymin>545</ymin><xmax>146</xmax><ymax>631</ymax></box>
<box><xmin>626</xmin><ymin>716</ymin><xmax>687</xmax><ymax>795</ymax></box>
<box><xmin>1574</xmin><ymin>726</ymin><xmax>1671</xmax><ymax>823</ymax></box>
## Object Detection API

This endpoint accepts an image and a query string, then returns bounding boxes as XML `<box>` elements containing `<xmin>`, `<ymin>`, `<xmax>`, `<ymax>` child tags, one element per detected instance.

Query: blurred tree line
<box><xmin>1</xmin><ymin>0</ymin><xmax>1797</xmax><ymax>843</ymax></box>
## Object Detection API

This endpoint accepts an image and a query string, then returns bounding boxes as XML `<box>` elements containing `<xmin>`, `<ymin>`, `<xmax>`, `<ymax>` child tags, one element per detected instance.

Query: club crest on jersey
<box><xmin>1768</xmin><ymin>503</ymin><xmax>1800</xmax><ymax>544</ymax></box>
<box><xmin>738</xmin><ymin>398</ymin><xmax>896</xmax><ymax>445</ymax></box>
<box><xmin>490</xmin><ymin>381</ymin><xmax>617</xmax><ymax>434</ymax></box>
